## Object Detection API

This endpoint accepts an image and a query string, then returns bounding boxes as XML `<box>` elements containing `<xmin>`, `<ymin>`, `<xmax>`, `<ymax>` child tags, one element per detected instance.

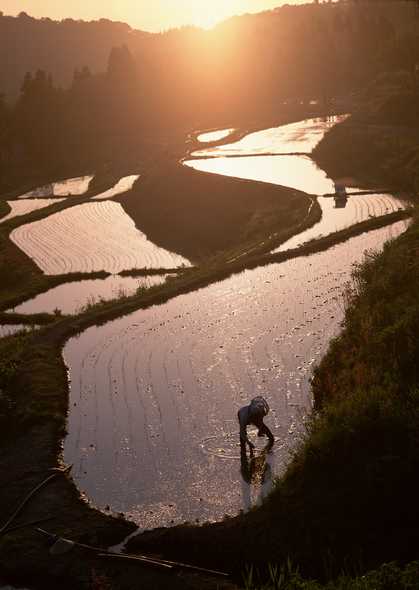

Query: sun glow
<box><xmin>2</xmin><ymin>0</ymin><xmax>284</xmax><ymax>32</ymax></box>
<box><xmin>156</xmin><ymin>0</ymin><xmax>254</xmax><ymax>30</ymax></box>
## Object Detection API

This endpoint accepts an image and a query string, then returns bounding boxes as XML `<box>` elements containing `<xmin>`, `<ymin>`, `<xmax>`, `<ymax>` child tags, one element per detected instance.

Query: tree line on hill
<box><xmin>0</xmin><ymin>2</ymin><xmax>418</xmax><ymax>192</ymax></box>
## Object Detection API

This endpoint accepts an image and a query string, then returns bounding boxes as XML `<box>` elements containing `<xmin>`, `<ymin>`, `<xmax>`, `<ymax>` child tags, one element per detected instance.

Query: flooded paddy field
<box><xmin>63</xmin><ymin>219</ymin><xmax>409</xmax><ymax>528</ymax></box>
<box><xmin>10</xmin><ymin>202</ymin><xmax>190</xmax><ymax>275</ymax></box>
<box><xmin>19</xmin><ymin>175</ymin><xmax>94</xmax><ymax>198</ymax></box>
<box><xmin>10</xmin><ymin>275</ymin><xmax>171</xmax><ymax>316</ymax></box>
<box><xmin>186</xmin><ymin>116</ymin><xmax>406</xmax><ymax>251</ymax></box>
<box><xmin>187</xmin><ymin>154</ymin><xmax>339</xmax><ymax>195</ymax></box>
<box><xmin>275</xmin><ymin>193</ymin><xmax>406</xmax><ymax>251</ymax></box>
<box><xmin>192</xmin><ymin>115</ymin><xmax>347</xmax><ymax>157</ymax></box>
<box><xmin>91</xmin><ymin>175</ymin><xmax>140</xmax><ymax>200</ymax></box>
<box><xmin>0</xmin><ymin>198</ymin><xmax>65</xmax><ymax>223</ymax></box>
<box><xmin>196</xmin><ymin>129</ymin><xmax>234</xmax><ymax>143</ymax></box>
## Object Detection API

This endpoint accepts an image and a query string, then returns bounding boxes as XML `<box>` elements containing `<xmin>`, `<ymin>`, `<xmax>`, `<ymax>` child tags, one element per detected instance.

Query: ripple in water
<box><xmin>10</xmin><ymin>275</ymin><xmax>172</xmax><ymax>316</ymax></box>
<box><xmin>10</xmin><ymin>202</ymin><xmax>191</xmax><ymax>275</ymax></box>
<box><xmin>63</xmin><ymin>220</ymin><xmax>409</xmax><ymax>528</ymax></box>
<box><xmin>0</xmin><ymin>199</ymin><xmax>65</xmax><ymax>223</ymax></box>
<box><xmin>192</xmin><ymin>115</ymin><xmax>348</xmax><ymax>157</ymax></box>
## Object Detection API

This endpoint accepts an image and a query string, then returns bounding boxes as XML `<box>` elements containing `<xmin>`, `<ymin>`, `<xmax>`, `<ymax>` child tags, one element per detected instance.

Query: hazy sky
<box><xmin>0</xmin><ymin>1</ymin><xmax>289</xmax><ymax>31</ymax></box>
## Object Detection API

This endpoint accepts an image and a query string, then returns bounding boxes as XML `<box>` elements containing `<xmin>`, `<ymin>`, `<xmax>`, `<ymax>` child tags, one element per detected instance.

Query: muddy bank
<box><xmin>118</xmin><ymin>161</ymin><xmax>311</xmax><ymax>262</ymax></box>
<box><xmin>312</xmin><ymin>115</ymin><xmax>419</xmax><ymax>195</ymax></box>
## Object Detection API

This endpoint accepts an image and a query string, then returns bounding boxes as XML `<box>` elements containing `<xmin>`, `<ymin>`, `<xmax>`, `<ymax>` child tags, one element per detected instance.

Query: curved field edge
<box><xmin>0</xmin><ymin>165</ymin><xmax>314</xmax><ymax>310</ymax></box>
<box><xmin>0</xmin><ymin>209</ymin><xmax>412</xmax><ymax>589</ymax></box>
<box><xmin>0</xmin><ymin>200</ymin><xmax>11</xmax><ymax>220</ymax></box>
<box><xmin>117</xmin><ymin>162</ymin><xmax>314</xmax><ymax>262</ymax></box>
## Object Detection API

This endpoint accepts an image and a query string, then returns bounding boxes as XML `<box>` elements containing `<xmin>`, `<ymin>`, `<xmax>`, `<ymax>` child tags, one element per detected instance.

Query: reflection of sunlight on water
<box><xmin>64</xmin><ymin>220</ymin><xmax>409</xmax><ymax>528</ymax></box>
<box><xmin>11</xmin><ymin>202</ymin><xmax>190</xmax><ymax>274</ymax></box>
<box><xmin>275</xmin><ymin>193</ymin><xmax>407</xmax><ymax>252</ymax></box>
<box><xmin>186</xmin><ymin>155</ymin><xmax>336</xmax><ymax>194</ymax></box>
<box><xmin>197</xmin><ymin>129</ymin><xmax>234</xmax><ymax>143</ymax></box>
<box><xmin>193</xmin><ymin>115</ymin><xmax>348</xmax><ymax>157</ymax></box>
<box><xmin>9</xmin><ymin>275</ymin><xmax>171</xmax><ymax>316</ymax></box>
<box><xmin>240</xmin><ymin>444</ymin><xmax>276</xmax><ymax>512</ymax></box>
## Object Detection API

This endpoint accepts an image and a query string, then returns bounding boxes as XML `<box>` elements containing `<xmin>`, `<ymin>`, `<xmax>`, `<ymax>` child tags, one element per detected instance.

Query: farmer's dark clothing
<box><xmin>238</xmin><ymin>396</ymin><xmax>274</xmax><ymax>449</ymax></box>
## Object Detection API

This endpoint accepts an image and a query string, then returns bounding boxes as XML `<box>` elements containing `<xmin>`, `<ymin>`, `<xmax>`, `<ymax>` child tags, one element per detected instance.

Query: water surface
<box><xmin>0</xmin><ymin>199</ymin><xmax>65</xmax><ymax>223</ymax></box>
<box><xmin>64</xmin><ymin>220</ymin><xmax>408</xmax><ymax>527</ymax></box>
<box><xmin>10</xmin><ymin>275</ymin><xmax>171</xmax><ymax>316</ymax></box>
<box><xmin>11</xmin><ymin>202</ymin><xmax>190</xmax><ymax>275</ymax></box>
<box><xmin>193</xmin><ymin>116</ymin><xmax>347</xmax><ymax>157</ymax></box>
<box><xmin>196</xmin><ymin>129</ymin><xmax>234</xmax><ymax>143</ymax></box>
<box><xmin>186</xmin><ymin>155</ymin><xmax>337</xmax><ymax>195</ymax></box>
<box><xmin>275</xmin><ymin>193</ymin><xmax>406</xmax><ymax>252</ymax></box>
<box><xmin>92</xmin><ymin>176</ymin><xmax>140</xmax><ymax>200</ymax></box>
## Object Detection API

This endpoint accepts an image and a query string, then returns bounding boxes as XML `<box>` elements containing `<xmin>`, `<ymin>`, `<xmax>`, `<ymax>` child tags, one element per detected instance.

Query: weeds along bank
<box><xmin>313</xmin><ymin>85</ymin><xmax>419</xmax><ymax>193</ymax></box>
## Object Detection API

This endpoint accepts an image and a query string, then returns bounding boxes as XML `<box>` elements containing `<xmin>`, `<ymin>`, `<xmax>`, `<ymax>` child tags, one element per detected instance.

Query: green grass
<box><xmin>312</xmin><ymin>212</ymin><xmax>419</xmax><ymax>407</ymax></box>
<box><xmin>243</xmin><ymin>560</ymin><xmax>419</xmax><ymax>590</ymax></box>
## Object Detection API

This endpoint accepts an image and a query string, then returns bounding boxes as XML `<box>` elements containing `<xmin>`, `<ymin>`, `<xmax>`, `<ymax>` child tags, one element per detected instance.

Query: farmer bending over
<box><xmin>238</xmin><ymin>396</ymin><xmax>274</xmax><ymax>451</ymax></box>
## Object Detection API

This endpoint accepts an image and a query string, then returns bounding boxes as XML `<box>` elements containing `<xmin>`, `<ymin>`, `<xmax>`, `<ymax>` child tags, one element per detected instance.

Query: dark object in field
<box><xmin>36</xmin><ymin>528</ymin><xmax>229</xmax><ymax>576</ymax></box>
<box><xmin>238</xmin><ymin>396</ymin><xmax>274</xmax><ymax>451</ymax></box>
<box><xmin>98</xmin><ymin>552</ymin><xmax>229</xmax><ymax>576</ymax></box>
<box><xmin>0</xmin><ymin>465</ymin><xmax>71</xmax><ymax>537</ymax></box>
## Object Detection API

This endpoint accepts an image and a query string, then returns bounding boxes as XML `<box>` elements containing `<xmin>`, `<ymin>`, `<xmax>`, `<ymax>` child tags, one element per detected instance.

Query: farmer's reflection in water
<box><xmin>238</xmin><ymin>397</ymin><xmax>275</xmax><ymax>510</ymax></box>
<box><xmin>240</xmin><ymin>439</ymin><xmax>275</xmax><ymax>510</ymax></box>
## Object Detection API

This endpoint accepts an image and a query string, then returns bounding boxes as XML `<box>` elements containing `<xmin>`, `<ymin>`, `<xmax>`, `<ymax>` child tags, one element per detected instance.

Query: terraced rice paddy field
<box><xmin>2</xmin><ymin>115</ymin><xmax>410</xmax><ymax>537</ymax></box>
<box><xmin>63</xmin><ymin>220</ymin><xmax>409</xmax><ymax>528</ymax></box>
<box><xmin>10</xmin><ymin>201</ymin><xmax>190</xmax><ymax>274</ymax></box>
<box><xmin>192</xmin><ymin>116</ymin><xmax>347</xmax><ymax>157</ymax></box>
<box><xmin>9</xmin><ymin>275</ymin><xmax>171</xmax><ymax>316</ymax></box>
<box><xmin>276</xmin><ymin>192</ymin><xmax>406</xmax><ymax>251</ymax></box>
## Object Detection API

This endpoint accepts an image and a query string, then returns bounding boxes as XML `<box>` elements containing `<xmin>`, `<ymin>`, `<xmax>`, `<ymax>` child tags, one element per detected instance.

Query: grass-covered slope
<box><xmin>119</xmin><ymin>162</ymin><xmax>311</xmax><ymax>262</ymax></box>
<box><xmin>313</xmin><ymin>88</ymin><xmax>419</xmax><ymax>192</ymax></box>
<box><xmin>0</xmin><ymin>199</ymin><xmax>11</xmax><ymax>220</ymax></box>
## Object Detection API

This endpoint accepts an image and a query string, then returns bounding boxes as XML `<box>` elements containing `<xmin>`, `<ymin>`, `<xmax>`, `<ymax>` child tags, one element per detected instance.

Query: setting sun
<box><xmin>168</xmin><ymin>0</ymin><xmax>251</xmax><ymax>29</ymax></box>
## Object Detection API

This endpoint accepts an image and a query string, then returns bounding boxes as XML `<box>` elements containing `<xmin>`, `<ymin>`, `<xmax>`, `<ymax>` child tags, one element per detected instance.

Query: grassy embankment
<box><xmin>0</xmin><ymin>156</ymin><xmax>316</xmax><ymax>312</ymax></box>
<box><xmin>119</xmin><ymin>162</ymin><xmax>315</xmax><ymax>261</ymax></box>
<box><xmin>0</xmin><ymin>171</ymin><xmax>137</xmax><ymax>311</ymax></box>
<box><xmin>313</xmin><ymin>87</ymin><xmax>419</xmax><ymax>193</ymax></box>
